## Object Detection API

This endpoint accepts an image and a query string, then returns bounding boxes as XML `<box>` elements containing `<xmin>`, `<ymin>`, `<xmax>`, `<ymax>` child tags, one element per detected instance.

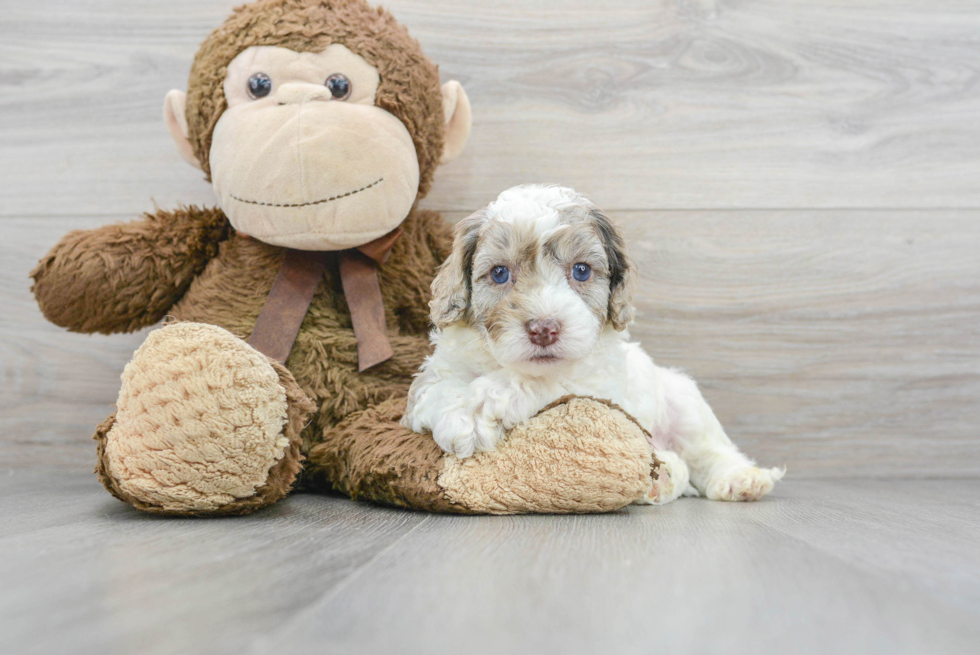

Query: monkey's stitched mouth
<box><xmin>229</xmin><ymin>177</ymin><xmax>383</xmax><ymax>208</ymax></box>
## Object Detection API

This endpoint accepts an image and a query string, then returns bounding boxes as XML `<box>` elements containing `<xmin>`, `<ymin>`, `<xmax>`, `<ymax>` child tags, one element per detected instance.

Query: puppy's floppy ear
<box><xmin>430</xmin><ymin>209</ymin><xmax>486</xmax><ymax>328</ymax></box>
<box><xmin>591</xmin><ymin>209</ymin><xmax>636</xmax><ymax>331</ymax></box>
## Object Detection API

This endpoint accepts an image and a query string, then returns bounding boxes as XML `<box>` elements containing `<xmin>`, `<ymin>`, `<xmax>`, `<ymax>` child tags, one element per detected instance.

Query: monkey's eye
<box><xmin>247</xmin><ymin>73</ymin><xmax>272</xmax><ymax>99</ymax></box>
<box><xmin>572</xmin><ymin>263</ymin><xmax>592</xmax><ymax>282</ymax></box>
<box><xmin>491</xmin><ymin>266</ymin><xmax>510</xmax><ymax>284</ymax></box>
<box><xmin>325</xmin><ymin>73</ymin><xmax>352</xmax><ymax>100</ymax></box>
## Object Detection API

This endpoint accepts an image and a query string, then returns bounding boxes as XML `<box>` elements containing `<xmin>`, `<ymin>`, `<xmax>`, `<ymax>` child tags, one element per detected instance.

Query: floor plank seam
<box><xmin>244</xmin><ymin>513</ymin><xmax>434</xmax><ymax>650</ymax></box>
<box><xmin>745</xmin><ymin>514</ymin><xmax>978</xmax><ymax>612</ymax></box>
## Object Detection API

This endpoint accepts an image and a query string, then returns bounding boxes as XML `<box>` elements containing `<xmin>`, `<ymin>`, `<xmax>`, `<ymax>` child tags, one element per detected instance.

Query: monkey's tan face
<box><xmin>209</xmin><ymin>45</ymin><xmax>420</xmax><ymax>250</ymax></box>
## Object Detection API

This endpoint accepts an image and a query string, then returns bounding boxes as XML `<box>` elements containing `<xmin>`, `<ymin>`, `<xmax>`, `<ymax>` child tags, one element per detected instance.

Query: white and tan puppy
<box><xmin>403</xmin><ymin>184</ymin><xmax>783</xmax><ymax>503</ymax></box>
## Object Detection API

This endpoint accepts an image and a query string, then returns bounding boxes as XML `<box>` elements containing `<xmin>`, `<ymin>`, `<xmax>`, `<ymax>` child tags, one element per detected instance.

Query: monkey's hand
<box><xmin>31</xmin><ymin>206</ymin><xmax>229</xmax><ymax>334</ymax></box>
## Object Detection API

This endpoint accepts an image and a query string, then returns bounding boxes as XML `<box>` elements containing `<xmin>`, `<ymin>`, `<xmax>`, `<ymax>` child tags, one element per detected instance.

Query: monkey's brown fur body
<box><xmin>30</xmin><ymin>0</ymin><xmax>657</xmax><ymax>516</ymax></box>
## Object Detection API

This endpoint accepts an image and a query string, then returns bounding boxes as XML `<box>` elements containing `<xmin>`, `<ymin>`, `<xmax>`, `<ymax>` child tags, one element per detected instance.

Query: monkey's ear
<box><xmin>439</xmin><ymin>81</ymin><xmax>471</xmax><ymax>163</ymax></box>
<box><xmin>163</xmin><ymin>90</ymin><xmax>202</xmax><ymax>169</ymax></box>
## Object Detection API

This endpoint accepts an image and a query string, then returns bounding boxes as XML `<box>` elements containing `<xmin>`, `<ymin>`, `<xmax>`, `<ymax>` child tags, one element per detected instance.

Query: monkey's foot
<box><xmin>95</xmin><ymin>322</ymin><xmax>314</xmax><ymax>515</ymax></box>
<box><xmin>308</xmin><ymin>395</ymin><xmax>655</xmax><ymax>514</ymax></box>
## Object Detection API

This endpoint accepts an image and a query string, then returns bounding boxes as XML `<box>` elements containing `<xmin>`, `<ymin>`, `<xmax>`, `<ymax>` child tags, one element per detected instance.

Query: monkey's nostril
<box><xmin>526</xmin><ymin>319</ymin><xmax>561</xmax><ymax>346</ymax></box>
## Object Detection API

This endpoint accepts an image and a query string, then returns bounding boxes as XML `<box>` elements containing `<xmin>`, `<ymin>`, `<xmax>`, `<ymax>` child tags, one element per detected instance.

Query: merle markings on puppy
<box><xmin>402</xmin><ymin>184</ymin><xmax>784</xmax><ymax>504</ymax></box>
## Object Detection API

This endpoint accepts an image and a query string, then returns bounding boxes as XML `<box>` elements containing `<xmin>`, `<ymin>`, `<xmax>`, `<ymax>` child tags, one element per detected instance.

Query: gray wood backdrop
<box><xmin>2</xmin><ymin>0</ymin><xmax>978</xmax><ymax>478</ymax></box>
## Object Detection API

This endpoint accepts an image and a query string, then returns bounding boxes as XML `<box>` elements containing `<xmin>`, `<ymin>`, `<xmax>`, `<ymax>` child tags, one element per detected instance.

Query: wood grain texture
<box><xmin>1</xmin><ymin>0</ymin><xmax>979</xmax><ymax>216</ymax></box>
<box><xmin>258</xmin><ymin>480</ymin><xmax>980</xmax><ymax>655</ymax></box>
<box><xmin>0</xmin><ymin>468</ymin><xmax>431</xmax><ymax>655</ymax></box>
<box><xmin>1</xmin><ymin>471</ymin><xmax>978</xmax><ymax>655</ymax></box>
<box><xmin>4</xmin><ymin>212</ymin><xmax>978</xmax><ymax>477</ymax></box>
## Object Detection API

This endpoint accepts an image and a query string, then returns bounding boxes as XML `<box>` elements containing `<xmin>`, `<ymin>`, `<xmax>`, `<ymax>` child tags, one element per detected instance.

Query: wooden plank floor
<box><xmin>1</xmin><ymin>463</ymin><xmax>978</xmax><ymax>655</ymax></box>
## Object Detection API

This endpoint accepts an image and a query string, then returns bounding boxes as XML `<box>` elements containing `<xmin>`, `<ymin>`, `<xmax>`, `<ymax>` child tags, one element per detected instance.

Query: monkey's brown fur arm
<box><xmin>31</xmin><ymin>206</ymin><xmax>230</xmax><ymax>334</ymax></box>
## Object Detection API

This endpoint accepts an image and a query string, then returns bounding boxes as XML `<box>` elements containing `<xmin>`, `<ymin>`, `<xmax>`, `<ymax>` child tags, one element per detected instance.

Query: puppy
<box><xmin>402</xmin><ymin>184</ymin><xmax>783</xmax><ymax>503</ymax></box>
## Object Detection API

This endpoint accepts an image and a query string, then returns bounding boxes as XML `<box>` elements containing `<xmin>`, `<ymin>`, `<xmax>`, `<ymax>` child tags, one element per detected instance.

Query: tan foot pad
<box><xmin>438</xmin><ymin>396</ymin><xmax>654</xmax><ymax>514</ymax></box>
<box><xmin>100</xmin><ymin>322</ymin><xmax>296</xmax><ymax>514</ymax></box>
<box><xmin>308</xmin><ymin>395</ymin><xmax>654</xmax><ymax>515</ymax></box>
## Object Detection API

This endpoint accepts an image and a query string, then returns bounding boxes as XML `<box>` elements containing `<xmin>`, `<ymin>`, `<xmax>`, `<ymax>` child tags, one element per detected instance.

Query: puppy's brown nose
<box><xmin>526</xmin><ymin>319</ymin><xmax>561</xmax><ymax>346</ymax></box>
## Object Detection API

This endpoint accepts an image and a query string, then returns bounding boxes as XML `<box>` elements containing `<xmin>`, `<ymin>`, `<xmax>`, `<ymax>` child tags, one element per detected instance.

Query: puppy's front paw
<box><xmin>431</xmin><ymin>406</ymin><xmax>508</xmax><ymax>459</ymax></box>
<box><xmin>706</xmin><ymin>465</ymin><xmax>785</xmax><ymax>502</ymax></box>
<box><xmin>432</xmin><ymin>410</ymin><xmax>479</xmax><ymax>459</ymax></box>
<box><xmin>473</xmin><ymin>412</ymin><xmax>507</xmax><ymax>454</ymax></box>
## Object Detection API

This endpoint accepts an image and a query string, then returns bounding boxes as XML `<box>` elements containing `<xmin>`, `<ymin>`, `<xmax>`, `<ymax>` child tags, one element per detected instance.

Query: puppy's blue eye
<box><xmin>572</xmin><ymin>263</ymin><xmax>591</xmax><ymax>281</ymax></box>
<box><xmin>491</xmin><ymin>266</ymin><xmax>510</xmax><ymax>284</ymax></box>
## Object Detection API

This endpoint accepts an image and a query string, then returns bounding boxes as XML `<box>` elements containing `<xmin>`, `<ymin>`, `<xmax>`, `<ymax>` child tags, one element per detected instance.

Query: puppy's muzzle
<box><xmin>526</xmin><ymin>319</ymin><xmax>561</xmax><ymax>346</ymax></box>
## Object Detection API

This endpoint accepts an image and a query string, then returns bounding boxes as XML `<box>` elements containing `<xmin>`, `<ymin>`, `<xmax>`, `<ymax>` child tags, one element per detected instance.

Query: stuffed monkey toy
<box><xmin>31</xmin><ymin>0</ymin><xmax>659</xmax><ymax>516</ymax></box>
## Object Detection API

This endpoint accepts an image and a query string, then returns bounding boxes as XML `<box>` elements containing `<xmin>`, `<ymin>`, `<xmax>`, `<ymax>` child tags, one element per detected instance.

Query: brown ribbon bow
<box><xmin>247</xmin><ymin>227</ymin><xmax>402</xmax><ymax>372</ymax></box>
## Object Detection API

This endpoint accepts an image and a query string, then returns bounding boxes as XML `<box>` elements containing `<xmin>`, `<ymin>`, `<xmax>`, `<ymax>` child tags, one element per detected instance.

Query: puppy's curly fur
<box><xmin>404</xmin><ymin>185</ymin><xmax>784</xmax><ymax>503</ymax></box>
